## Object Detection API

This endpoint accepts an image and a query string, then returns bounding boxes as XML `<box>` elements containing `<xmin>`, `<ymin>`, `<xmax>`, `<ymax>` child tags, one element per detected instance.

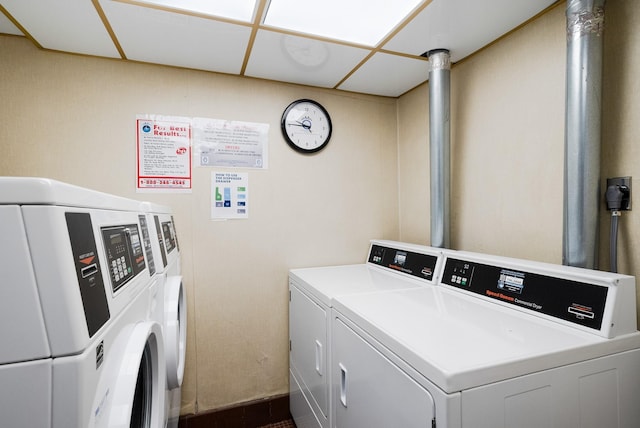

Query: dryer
<box><xmin>289</xmin><ymin>240</ymin><xmax>445</xmax><ymax>428</ymax></box>
<box><xmin>0</xmin><ymin>177</ymin><xmax>166</xmax><ymax>427</ymax></box>
<box><xmin>143</xmin><ymin>202</ymin><xmax>187</xmax><ymax>428</ymax></box>
<box><xmin>331</xmin><ymin>251</ymin><xmax>640</xmax><ymax>428</ymax></box>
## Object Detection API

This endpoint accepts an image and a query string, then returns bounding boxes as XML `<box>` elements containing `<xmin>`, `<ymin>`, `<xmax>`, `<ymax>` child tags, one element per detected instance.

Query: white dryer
<box><xmin>0</xmin><ymin>177</ymin><xmax>166</xmax><ymax>427</ymax></box>
<box><xmin>143</xmin><ymin>202</ymin><xmax>187</xmax><ymax>428</ymax></box>
<box><xmin>331</xmin><ymin>251</ymin><xmax>640</xmax><ymax>428</ymax></box>
<box><xmin>289</xmin><ymin>240</ymin><xmax>446</xmax><ymax>428</ymax></box>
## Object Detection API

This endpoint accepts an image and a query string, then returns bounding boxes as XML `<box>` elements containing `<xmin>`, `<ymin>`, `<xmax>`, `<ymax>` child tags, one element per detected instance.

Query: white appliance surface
<box><xmin>143</xmin><ymin>202</ymin><xmax>185</xmax><ymax>428</ymax></box>
<box><xmin>333</xmin><ymin>285</ymin><xmax>640</xmax><ymax>394</ymax></box>
<box><xmin>0</xmin><ymin>177</ymin><xmax>169</xmax><ymax>427</ymax></box>
<box><xmin>290</xmin><ymin>239</ymin><xmax>445</xmax><ymax>306</ymax></box>
<box><xmin>0</xmin><ymin>176</ymin><xmax>141</xmax><ymax>210</ymax></box>
<box><xmin>53</xmin><ymin>287</ymin><xmax>166</xmax><ymax>428</ymax></box>
<box><xmin>289</xmin><ymin>240</ymin><xmax>445</xmax><ymax>428</ymax></box>
<box><xmin>329</xmin><ymin>250</ymin><xmax>640</xmax><ymax>428</ymax></box>
<box><xmin>291</xmin><ymin>264</ymin><xmax>426</xmax><ymax>306</ymax></box>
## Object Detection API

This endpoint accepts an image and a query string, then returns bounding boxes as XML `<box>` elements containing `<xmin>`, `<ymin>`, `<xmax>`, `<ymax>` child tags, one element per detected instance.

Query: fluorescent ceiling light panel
<box><xmin>130</xmin><ymin>0</ymin><xmax>258</xmax><ymax>22</ymax></box>
<box><xmin>263</xmin><ymin>0</ymin><xmax>422</xmax><ymax>46</ymax></box>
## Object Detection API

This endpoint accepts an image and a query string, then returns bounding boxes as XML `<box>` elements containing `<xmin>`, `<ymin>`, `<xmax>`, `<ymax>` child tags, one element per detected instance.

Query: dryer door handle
<box><xmin>339</xmin><ymin>363</ymin><xmax>348</xmax><ymax>408</ymax></box>
<box><xmin>315</xmin><ymin>340</ymin><xmax>323</xmax><ymax>376</ymax></box>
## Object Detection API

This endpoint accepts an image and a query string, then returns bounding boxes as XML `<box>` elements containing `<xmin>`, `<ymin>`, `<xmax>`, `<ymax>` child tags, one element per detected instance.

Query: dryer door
<box><xmin>95</xmin><ymin>321</ymin><xmax>166</xmax><ymax>428</ymax></box>
<box><xmin>165</xmin><ymin>275</ymin><xmax>187</xmax><ymax>390</ymax></box>
<box><xmin>289</xmin><ymin>284</ymin><xmax>328</xmax><ymax>419</ymax></box>
<box><xmin>332</xmin><ymin>316</ymin><xmax>435</xmax><ymax>428</ymax></box>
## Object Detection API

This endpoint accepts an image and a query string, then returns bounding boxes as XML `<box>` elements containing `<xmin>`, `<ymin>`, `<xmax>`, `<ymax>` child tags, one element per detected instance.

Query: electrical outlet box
<box><xmin>606</xmin><ymin>176</ymin><xmax>632</xmax><ymax>210</ymax></box>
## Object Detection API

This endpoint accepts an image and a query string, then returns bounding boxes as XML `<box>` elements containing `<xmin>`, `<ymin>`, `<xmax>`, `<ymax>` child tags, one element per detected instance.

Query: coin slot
<box><xmin>568</xmin><ymin>305</ymin><xmax>595</xmax><ymax>319</ymax></box>
<box><xmin>81</xmin><ymin>263</ymin><xmax>98</xmax><ymax>278</ymax></box>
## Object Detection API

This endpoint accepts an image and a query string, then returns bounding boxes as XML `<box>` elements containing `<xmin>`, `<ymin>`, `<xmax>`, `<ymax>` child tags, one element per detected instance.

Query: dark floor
<box><xmin>257</xmin><ymin>420</ymin><xmax>296</xmax><ymax>428</ymax></box>
<box><xmin>178</xmin><ymin>394</ymin><xmax>294</xmax><ymax>428</ymax></box>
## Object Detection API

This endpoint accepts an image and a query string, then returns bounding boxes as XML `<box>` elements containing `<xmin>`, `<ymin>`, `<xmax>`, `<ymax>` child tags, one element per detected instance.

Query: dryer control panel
<box><xmin>101</xmin><ymin>224</ymin><xmax>146</xmax><ymax>292</ymax></box>
<box><xmin>368</xmin><ymin>244</ymin><xmax>438</xmax><ymax>282</ymax></box>
<box><xmin>442</xmin><ymin>257</ymin><xmax>609</xmax><ymax>331</ymax></box>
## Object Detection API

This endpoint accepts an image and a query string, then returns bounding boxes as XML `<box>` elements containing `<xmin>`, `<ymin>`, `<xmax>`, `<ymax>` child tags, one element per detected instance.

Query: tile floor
<box><xmin>257</xmin><ymin>419</ymin><xmax>296</xmax><ymax>428</ymax></box>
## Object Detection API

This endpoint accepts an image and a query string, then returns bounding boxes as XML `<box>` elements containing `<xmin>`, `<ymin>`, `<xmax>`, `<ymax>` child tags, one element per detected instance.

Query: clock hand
<box><xmin>291</xmin><ymin>121</ymin><xmax>313</xmax><ymax>132</ymax></box>
<box><xmin>297</xmin><ymin>120</ymin><xmax>312</xmax><ymax>132</ymax></box>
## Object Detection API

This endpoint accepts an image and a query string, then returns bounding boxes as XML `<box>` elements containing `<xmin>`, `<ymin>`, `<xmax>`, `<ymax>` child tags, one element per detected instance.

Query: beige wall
<box><xmin>399</xmin><ymin>0</ymin><xmax>640</xmax><ymax>316</ymax></box>
<box><xmin>0</xmin><ymin>36</ymin><xmax>398</xmax><ymax>413</ymax></box>
<box><xmin>2</xmin><ymin>0</ymin><xmax>640</xmax><ymax>416</ymax></box>
<box><xmin>600</xmin><ymin>0</ymin><xmax>640</xmax><ymax>278</ymax></box>
<box><xmin>399</xmin><ymin>3</ymin><xmax>566</xmax><ymax>258</ymax></box>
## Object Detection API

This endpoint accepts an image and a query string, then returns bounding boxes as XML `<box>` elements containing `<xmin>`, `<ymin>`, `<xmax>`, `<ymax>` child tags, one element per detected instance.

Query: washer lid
<box><xmin>333</xmin><ymin>286</ymin><xmax>640</xmax><ymax>394</ymax></box>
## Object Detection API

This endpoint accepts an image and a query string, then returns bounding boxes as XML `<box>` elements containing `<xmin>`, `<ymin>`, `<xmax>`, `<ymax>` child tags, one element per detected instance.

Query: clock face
<box><xmin>281</xmin><ymin>99</ymin><xmax>332</xmax><ymax>154</ymax></box>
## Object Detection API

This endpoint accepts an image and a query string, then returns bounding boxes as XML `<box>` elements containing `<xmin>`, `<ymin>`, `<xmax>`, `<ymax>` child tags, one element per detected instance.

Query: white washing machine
<box><xmin>142</xmin><ymin>202</ymin><xmax>186</xmax><ymax>428</ymax></box>
<box><xmin>331</xmin><ymin>250</ymin><xmax>640</xmax><ymax>428</ymax></box>
<box><xmin>0</xmin><ymin>177</ymin><xmax>166</xmax><ymax>427</ymax></box>
<box><xmin>289</xmin><ymin>240</ymin><xmax>446</xmax><ymax>428</ymax></box>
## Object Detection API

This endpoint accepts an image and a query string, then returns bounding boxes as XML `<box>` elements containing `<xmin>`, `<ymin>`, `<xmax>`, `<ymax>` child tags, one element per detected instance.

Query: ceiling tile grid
<box><xmin>1</xmin><ymin>0</ymin><xmax>120</xmax><ymax>58</ymax></box>
<box><xmin>339</xmin><ymin>52</ymin><xmax>431</xmax><ymax>97</ymax></box>
<box><xmin>99</xmin><ymin>0</ymin><xmax>252</xmax><ymax>74</ymax></box>
<box><xmin>244</xmin><ymin>30</ymin><xmax>370</xmax><ymax>89</ymax></box>
<box><xmin>0</xmin><ymin>0</ymin><xmax>558</xmax><ymax>97</ymax></box>
<box><xmin>0</xmin><ymin>11</ymin><xmax>20</xmax><ymax>36</ymax></box>
<box><xmin>384</xmin><ymin>0</ymin><xmax>557</xmax><ymax>62</ymax></box>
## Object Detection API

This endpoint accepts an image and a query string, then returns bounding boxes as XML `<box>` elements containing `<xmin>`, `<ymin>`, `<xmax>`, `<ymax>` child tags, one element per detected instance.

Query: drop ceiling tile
<box><xmin>245</xmin><ymin>30</ymin><xmax>370</xmax><ymax>88</ymax></box>
<box><xmin>338</xmin><ymin>52</ymin><xmax>429</xmax><ymax>97</ymax></box>
<box><xmin>130</xmin><ymin>0</ymin><xmax>257</xmax><ymax>23</ymax></box>
<box><xmin>384</xmin><ymin>0</ymin><xmax>557</xmax><ymax>62</ymax></box>
<box><xmin>1</xmin><ymin>0</ymin><xmax>120</xmax><ymax>57</ymax></box>
<box><xmin>99</xmin><ymin>0</ymin><xmax>252</xmax><ymax>74</ymax></box>
<box><xmin>1</xmin><ymin>0</ymin><xmax>558</xmax><ymax>97</ymax></box>
<box><xmin>0</xmin><ymin>12</ymin><xmax>22</xmax><ymax>36</ymax></box>
<box><xmin>263</xmin><ymin>0</ymin><xmax>423</xmax><ymax>46</ymax></box>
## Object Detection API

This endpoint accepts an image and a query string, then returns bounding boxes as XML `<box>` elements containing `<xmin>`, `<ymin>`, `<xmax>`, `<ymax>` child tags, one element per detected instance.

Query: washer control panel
<box><xmin>101</xmin><ymin>224</ymin><xmax>146</xmax><ymax>292</ymax></box>
<box><xmin>162</xmin><ymin>220</ymin><xmax>177</xmax><ymax>253</ymax></box>
<box><xmin>139</xmin><ymin>214</ymin><xmax>155</xmax><ymax>276</ymax></box>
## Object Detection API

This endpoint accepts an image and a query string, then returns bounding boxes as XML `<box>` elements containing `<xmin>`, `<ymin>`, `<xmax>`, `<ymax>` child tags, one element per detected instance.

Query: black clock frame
<box><xmin>281</xmin><ymin>99</ymin><xmax>332</xmax><ymax>154</ymax></box>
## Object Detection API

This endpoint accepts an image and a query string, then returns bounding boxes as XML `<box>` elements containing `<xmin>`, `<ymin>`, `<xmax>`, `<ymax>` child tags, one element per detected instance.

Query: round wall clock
<box><xmin>281</xmin><ymin>99</ymin><xmax>332</xmax><ymax>154</ymax></box>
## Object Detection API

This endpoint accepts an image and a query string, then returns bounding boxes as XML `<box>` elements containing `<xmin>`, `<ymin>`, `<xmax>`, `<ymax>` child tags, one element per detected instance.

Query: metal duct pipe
<box><xmin>563</xmin><ymin>0</ymin><xmax>605</xmax><ymax>268</ymax></box>
<box><xmin>428</xmin><ymin>49</ymin><xmax>451</xmax><ymax>249</ymax></box>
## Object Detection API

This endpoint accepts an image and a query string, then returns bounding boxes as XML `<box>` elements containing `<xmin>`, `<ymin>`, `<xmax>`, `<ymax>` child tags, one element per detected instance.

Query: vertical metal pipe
<box><xmin>428</xmin><ymin>49</ymin><xmax>451</xmax><ymax>249</ymax></box>
<box><xmin>563</xmin><ymin>0</ymin><xmax>605</xmax><ymax>268</ymax></box>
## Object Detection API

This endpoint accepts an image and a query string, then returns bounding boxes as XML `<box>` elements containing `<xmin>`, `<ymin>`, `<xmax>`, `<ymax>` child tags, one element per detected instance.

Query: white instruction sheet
<box><xmin>194</xmin><ymin>118</ymin><xmax>268</xmax><ymax>169</ymax></box>
<box><xmin>211</xmin><ymin>171</ymin><xmax>249</xmax><ymax>220</ymax></box>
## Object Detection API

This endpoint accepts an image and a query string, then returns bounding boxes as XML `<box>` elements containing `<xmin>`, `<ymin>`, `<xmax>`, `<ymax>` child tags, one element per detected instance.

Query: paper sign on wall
<box><xmin>211</xmin><ymin>171</ymin><xmax>249</xmax><ymax>220</ymax></box>
<box><xmin>193</xmin><ymin>118</ymin><xmax>268</xmax><ymax>169</ymax></box>
<box><xmin>136</xmin><ymin>114</ymin><xmax>192</xmax><ymax>192</ymax></box>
